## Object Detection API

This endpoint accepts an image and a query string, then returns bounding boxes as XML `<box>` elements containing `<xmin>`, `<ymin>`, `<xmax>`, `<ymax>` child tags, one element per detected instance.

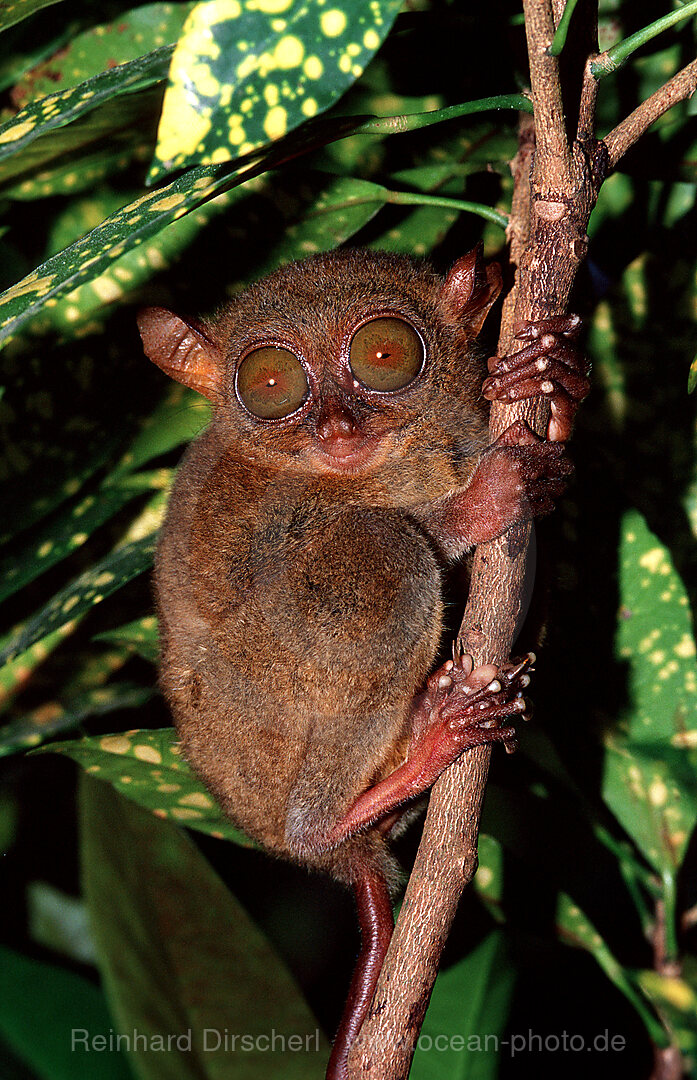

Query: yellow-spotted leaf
<box><xmin>94</xmin><ymin>617</ymin><xmax>160</xmax><ymax>664</ymax></box>
<box><xmin>11</xmin><ymin>3</ymin><xmax>195</xmax><ymax>107</ymax></box>
<box><xmin>0</xmin><ymin>48</ymin><xmax>172</xmax><ymax>167</ymax></box>
<box><xmin>0</xmin><ymin>524</ymin><xmax>161</xmax><ymax>668</ymax></box>
<box><xmin>637</xmin><ymin>970</ymin><xmax>697</xmax><ymax>1055</ymax></box>
<box><xmin>603</xmin><ymin>510</ymin><xmax>697</xmax><ymax>877</ymax></box>
<box><xmin>45</xmin><ymin>728</ymin><xmax>255</xmax><ymax>846</ymax></box>
<box><xmin>0</xmin><ymin>90</ymin><xmax>161</xmax><ymax>194</ymax></box>
<box><xmin>0</xmin><ymin>477</ymin><xmax>164</xmax><ymax>605</ymax></box>
<box><xmin>556</xmin><ymin>892</ymin><xmax>667</xmax><ymax>1040</ymax></box>
<box><xmin>151</xmin><ymin>0</ymin><xmax>402</xmax><ymax>180</ymax></box>
<box><xmin>33</xmin><ymin>181</ymin><xmax>240</xmax><ymax>339</ymax></box>
<box><xmin>0</xmin><ymin>683</ymin><xmax>154</xmax><ymax>758</ymax></box>
<box><xmin>0</xmin><ymin>624</ymin><xmax>81</xmax><ymax>709</ymax></box>
<box><xmin>0</xmin><ymin>0</ymin><xmax>64</xmax><ymax>33</ymax></box>
<box><xmin>0</xmin><ymin>160</ymin><xmax>244</xmax><ymax>345</ymax></box>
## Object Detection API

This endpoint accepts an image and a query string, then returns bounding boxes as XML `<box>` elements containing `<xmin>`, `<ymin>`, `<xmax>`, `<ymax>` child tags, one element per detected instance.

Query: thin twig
<box><xmin>577</xmin><ymin>54</ymin><xmax>600</xmax><ymax>145</ymax></box>
<box><xmin>523</xmin><ymin>0</ymin><xmax>572</xmax><ymax>184</ymax></box>
<box><xmin>603</xmin><ymin>58</ymin><xmax>697</xmax><ymax>170</ymax></box>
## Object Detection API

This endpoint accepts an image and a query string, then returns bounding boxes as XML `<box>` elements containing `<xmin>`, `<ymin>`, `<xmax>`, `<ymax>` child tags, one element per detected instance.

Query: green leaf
<box><xmin>0</xmin><ymin>479</ymin><xmax>156</xmax><ymax>605</ymax></box>
<box><xmin>0</xmin><ymin>48</ymin><xmax>172</xmax><ymax>168</ymax></box>
<box><xmin>80</xmin><ymin>776</ymin><xmax>329</xmax><ymax>1078</ymax></box>
<box><xmin>0</xmin><ymin>528</ymin><xmax>159</xmax><ymax>668</ymax></box>
<box><xmin>603</xmin><ymin>509</ymin><xmax>697</xmax><ymax>876</ymax></box>
<box><xmin>113</xmin><ymin>384</ymin><xmax>207</xmax><ymax>476</ymax></box>
<box><xmin>0</xmin><ymin>944</ymin><xmax>131</xmax><ymax>1080</ymax></box>
<box><xmin>0</xmin><ymin>683</ymin><xmax>154</xmax><ymax>758</ymax></box>
<box><xmin>41</xmin><ymin>727</ymin><xmax>254</xmax><ymax>846</ymax></box>
<box><xmin>242</xmin><ymin>171</ymin><xmax>389</xmax><ymax>278</ymax></box>
<box><xmin>688</xmin><ymin>350</ymin><xmax>697</xmax><ymax>394</ymax></box>
<box><xmin>151</xmin><ymin>0</ymin><xmax>402</xmax><ymax>180</ymax></box>
<box><xmin>0</xmin><ymin>0</ymin><xmax>64</xmax><ymax>33</ymax></box>
<box><xmin>411</xmin><ymin>931</ymin><xmax>515</xmax><ymax>1080</ymax></box>
<box><xmin>11</xmin><ymin>3</ymin><xmax>195</xmax><ymax>107</ymax></box>
<box><xmin>637</xmin><ymin>969</ymin><xmax>697</xmax><ymax>1056</ymax></box>
<box><xmin>94</xmin><ymin>617</ymin><xmax>160</xmax><ymax>664</ymax></box>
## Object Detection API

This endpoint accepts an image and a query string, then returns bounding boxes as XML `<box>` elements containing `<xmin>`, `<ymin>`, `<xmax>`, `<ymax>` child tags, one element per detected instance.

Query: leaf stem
<box><xmin>548</xmin><ymin>0</ymin><xmax>580</xmax><ymax>56</ymax></box>
<box><xmin>355</xmin><ymin>94</ymin><xmax>533</xmax><ymax>136</ymax></box>
<box><xmin>385</xmin><ymin>190</ymin><xmax>508</xmax><ymax>228</ymax></box>
<box><xmin>591</xmin><ymin>0</ymin><xmax>697</xmax><ymax>79</ymax></box>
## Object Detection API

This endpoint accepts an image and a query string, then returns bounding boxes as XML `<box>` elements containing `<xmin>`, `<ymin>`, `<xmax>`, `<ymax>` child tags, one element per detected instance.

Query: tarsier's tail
<box><xmin>325</xmin><ymin>866</ymin><xmax>394</xmax><ymax>1080</ymax></box>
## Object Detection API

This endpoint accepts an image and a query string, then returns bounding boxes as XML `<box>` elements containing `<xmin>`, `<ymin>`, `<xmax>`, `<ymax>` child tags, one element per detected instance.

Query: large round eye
<box><xmin>236</xmin><ymin>346</ymin><xmax>309</xmax><ymax>419</ymax></box>
<box><xmin>349</xmin><ymin>317</ymin><xmax>424</xmax><ymax>392</ymax></box>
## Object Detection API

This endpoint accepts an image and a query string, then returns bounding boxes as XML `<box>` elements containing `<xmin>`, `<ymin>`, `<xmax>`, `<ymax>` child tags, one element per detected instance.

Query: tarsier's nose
<box><xmin>316</xmin><ymin>400</ymin><xmax>358</xmax><ymax>442</ymax></box>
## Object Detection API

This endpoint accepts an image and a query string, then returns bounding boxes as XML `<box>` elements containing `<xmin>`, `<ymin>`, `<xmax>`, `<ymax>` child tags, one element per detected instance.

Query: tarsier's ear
<box><xmin>439</xmin><ymin>243</ymin><xmax>503</xmax><ymax>335</ymax></box>
<box><xmin>137</xmin><ymin>307</ymin><xmax>225</xmax><ymax>403</ymax></box>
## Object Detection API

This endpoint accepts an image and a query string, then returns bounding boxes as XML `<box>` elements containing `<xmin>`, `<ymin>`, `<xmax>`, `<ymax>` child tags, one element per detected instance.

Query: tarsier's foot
<box><xmin>482</xmin><ymin>314</ymin><xmax>590</xmax><ymax>442</ymax></box>
<box><xmin>422</xmin><ymin>649</ymin><xmax>534</xmax><ymax>757</ymax></box>
<box><xmin>329</xmin><ymin>652</ymin><xmax>534</xmax><ymax>843</ymax></box>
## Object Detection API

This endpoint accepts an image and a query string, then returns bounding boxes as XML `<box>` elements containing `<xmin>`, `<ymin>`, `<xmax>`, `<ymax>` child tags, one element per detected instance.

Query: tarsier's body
<box><xmin>138</xmin><ymin>247</ymin><xmax>588</xmax><ymax>1079</ymax></box>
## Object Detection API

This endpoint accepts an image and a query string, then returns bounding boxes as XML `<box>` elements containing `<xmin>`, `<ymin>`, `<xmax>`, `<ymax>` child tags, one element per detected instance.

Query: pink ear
<box><xmin>137</xmin><ymin>307</ymin><xmax>225</xmax><ymax>403</ymax></box>
<box><xmin>439</xmin><ymin>244</ymin><xmax>502</xmax><ymax>335</ymax></box>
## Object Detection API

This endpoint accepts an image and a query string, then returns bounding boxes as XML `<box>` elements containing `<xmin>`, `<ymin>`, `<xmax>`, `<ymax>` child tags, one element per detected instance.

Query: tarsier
<box><xmin>138</xmin><ymin>245</ymin><xmax>589</xmax><ymax>1079</ymax></box>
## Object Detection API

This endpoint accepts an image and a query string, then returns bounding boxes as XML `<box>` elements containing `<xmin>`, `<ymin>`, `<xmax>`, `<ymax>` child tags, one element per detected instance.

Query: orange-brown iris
<box><xmin>237</xmin><ymin>347</ymin><xmax>309</xmax><ymax>419</ymax></box>
<box><xmin>349</xmin><ymin>317</ymin><xmax>424</xmax><ymax>392</ymax></box>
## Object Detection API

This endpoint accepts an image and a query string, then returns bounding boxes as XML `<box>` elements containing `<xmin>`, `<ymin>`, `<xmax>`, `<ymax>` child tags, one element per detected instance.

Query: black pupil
<box><xmin>237</xmin><ymin>347</ymin><xmax>308</xmax><ymax>419</ymax></box>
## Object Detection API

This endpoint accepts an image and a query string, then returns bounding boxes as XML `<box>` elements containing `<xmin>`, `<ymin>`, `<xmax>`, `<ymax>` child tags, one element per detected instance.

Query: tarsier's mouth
<box><xmin>307</xmin><ymin>432</ymin><xmax>388</xmax><ymax>473</ymax></box>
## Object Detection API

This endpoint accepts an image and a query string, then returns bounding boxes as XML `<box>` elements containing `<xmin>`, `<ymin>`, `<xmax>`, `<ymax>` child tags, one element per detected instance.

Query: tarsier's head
<box><xmin>138</xmin><ymin>246</ymin><xmax>501</xmax><ymax>480</ymax></box>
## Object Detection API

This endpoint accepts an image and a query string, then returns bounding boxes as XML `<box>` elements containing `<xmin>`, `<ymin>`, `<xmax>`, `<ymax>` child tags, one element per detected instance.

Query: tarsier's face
<box><xmin>231</xmin><ymin>309</ymin><xmax>430</xmax><ymax>474</ymax></box>
<box><xmin>138</xmin><ymin>249</ymin><xmax>498</xmax><ymax>482</ymax></box>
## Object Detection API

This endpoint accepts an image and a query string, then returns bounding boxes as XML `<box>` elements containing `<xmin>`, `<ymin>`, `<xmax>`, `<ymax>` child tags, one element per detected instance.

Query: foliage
<box><xmin>1</xmin><ymin>2</ymin><xmax>696</xmax><ymax>1078</ymax></box>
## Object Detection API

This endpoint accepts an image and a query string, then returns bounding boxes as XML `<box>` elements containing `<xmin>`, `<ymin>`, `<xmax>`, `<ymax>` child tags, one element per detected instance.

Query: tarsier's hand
<box><xmin>472</xmin><ymin>418</ymin><xmax>573</xmax><ymax>529</ymax></box>
<box><xmin>482</xmin><ymin>314</ymin><xmax>590</xmax><ymax>443</ymax></box>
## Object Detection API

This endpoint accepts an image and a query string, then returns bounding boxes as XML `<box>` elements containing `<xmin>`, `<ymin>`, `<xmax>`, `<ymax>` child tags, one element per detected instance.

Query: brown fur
<box><xmin>142</xmin><ymin>247</ymin><xmax>500</xmax><ymax>886</ymax></box>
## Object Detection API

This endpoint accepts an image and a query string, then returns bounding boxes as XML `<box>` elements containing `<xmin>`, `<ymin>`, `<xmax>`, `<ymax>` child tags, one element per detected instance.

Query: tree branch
<box><xmin>603</xmin><ymin>58</ymin><xmax>697</xmax><ymax>170</ymax></box>
<box><xmin>346</xmin><ymin>6</ymin><xmax>692</xmax><ymax>1079</ymax></box>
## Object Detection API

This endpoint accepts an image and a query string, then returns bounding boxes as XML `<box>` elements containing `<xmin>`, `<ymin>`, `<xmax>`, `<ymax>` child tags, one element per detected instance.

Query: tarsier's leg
<box><xmin>328</xmin><ymin>653</ymin><xmax>533</xmax><ymax>845</ymax></box>
<box><xmin>325</xmin><ymin>653</ymin><xmax>532</xmax><ymax>1079</ymax></box>
<box><xmin>482</xmin><ymin>314</ymin><xmax>591</xmax><ymax>443</ymax></box>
